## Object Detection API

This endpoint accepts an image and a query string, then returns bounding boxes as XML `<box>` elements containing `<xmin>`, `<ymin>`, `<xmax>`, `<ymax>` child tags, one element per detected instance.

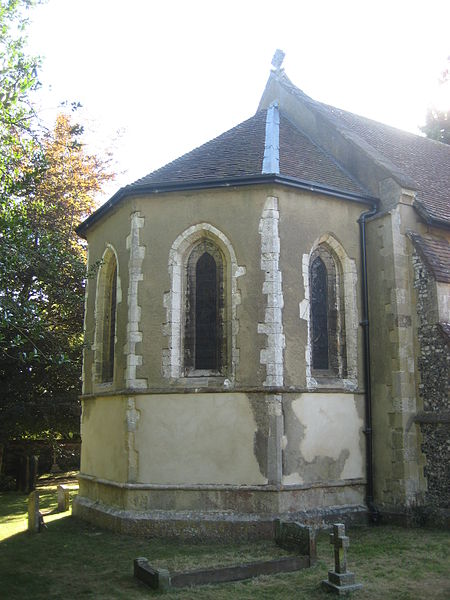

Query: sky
<box><xmin>26</xmin><ymin>0</ymin><xmax>450</xmax><ymax>204</ymax></box>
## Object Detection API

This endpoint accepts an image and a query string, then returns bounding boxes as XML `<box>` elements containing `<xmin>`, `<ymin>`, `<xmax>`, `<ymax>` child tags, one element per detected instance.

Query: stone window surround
<box><xmin>92</xmin><ymin>244</ymin><xmax>122</xmax><ymax>391</ymax></box>
<box><xmin>300</xmin><ymin>233</ymin><xmax>358</xmax><ymax>391</ymax></box>
<box><xmin>163</xmin><ymin>223</ymin><xmax>246</xmax><ymax>383</ymax></box>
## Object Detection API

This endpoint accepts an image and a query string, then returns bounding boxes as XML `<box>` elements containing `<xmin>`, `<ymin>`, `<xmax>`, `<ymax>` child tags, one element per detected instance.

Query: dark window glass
<box><xmin>102</xmin><ymin>263</ymin><xmax>117</xmax><ymax>381</ymax></box>
<box><xmin>195</xmin><ymin>252</ymin><xmax>218</xmax><ymax>369</ymax></box>
<box><xmin>311</xmin><ymin>256</ymin><xmax>328</xmax><ymax>369</ymax></box>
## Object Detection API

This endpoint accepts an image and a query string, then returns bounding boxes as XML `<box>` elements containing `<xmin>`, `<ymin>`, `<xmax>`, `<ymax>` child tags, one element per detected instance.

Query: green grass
<box><xmin>0</xmin><ymin>476</ymin><xmax>449</xmax><ymax>599</ymax></box>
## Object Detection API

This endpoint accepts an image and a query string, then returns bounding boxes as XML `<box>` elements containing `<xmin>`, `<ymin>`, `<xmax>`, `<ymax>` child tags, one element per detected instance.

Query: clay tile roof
<box><xmin>323</xmin><ymin>106</ymin><xmax>450</xmax><ymax>225</ymax></box>
<box><xmin>270</xmin><ymin>70</ymin><xmax>450</xmax><ymax>227</ymax></box>
<box><xmin>278</xmin><ymin>114</ymin><xmax>364</xmax><ymax>195</ymax></box>
<box><xmin>132</xmin><ymin>109</ymin><xmax>367</xmax><ymax>198</ymax></box>
<box><xmin>408</xmin><ymin>232</ymin><xmax>450</xmax><ymax>283</ymax></box>
<box><xmin>134</xmin><ymin>111</ymin><xmax>267</xmax><ymax>185</ymax></box>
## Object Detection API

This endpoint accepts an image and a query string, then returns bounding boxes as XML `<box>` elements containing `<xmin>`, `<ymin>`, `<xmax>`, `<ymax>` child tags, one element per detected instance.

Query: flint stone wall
<box><xmin>412</xmin><ymin>250</ymin><xmax>449</xmax><ymax>510</ymax></box>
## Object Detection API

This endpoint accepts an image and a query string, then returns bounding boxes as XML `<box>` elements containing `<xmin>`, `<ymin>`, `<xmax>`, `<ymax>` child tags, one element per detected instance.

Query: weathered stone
<box><xmin>134</xmin><ymin>555</ymin><xmax>310</xmax><ymax>590</ymax></box>
<box><xmin>57</xmin><ymin>485</ymin><xmax>70</xmax><ymax>512</ymax></box>
<box><xmin>321</xmin><ymin>523</ymin><xmax>362</xmax><ymax>595</ymax></box>
<box><xmin>411</xmin><ymin>248</ymin><xmax>450</xmax><ymax>514</ymax></box>
<box><xmin>134</xmin><ymin>557</ymin><xmax>171</xmax><ymax>590</ymax></box>
<box><xmin>275</xmin><ymin>520</ymin><xmax>317</xmax><ymax>561</ymax></box>
<box><xmin>28</xmin><ymin>491</ymin><xmax>40</xmax><ymax>533</ymax></box>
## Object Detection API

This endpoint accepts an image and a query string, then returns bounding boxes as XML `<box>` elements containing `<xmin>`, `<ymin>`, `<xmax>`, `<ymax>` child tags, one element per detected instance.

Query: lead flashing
<box><xmin>262</xmin><ymin>102</ymin><xmax>280</xmax><ymax>174</ymax></box>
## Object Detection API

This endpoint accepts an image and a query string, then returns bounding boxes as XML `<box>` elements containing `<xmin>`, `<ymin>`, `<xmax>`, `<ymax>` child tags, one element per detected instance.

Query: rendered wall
<box><xmin>135</xmin><ymin>393</ymin><xmax>267</xmax><ymax>485</ymax></box>
<box><xmin>80</xmin><ymin>395</ymin><xmax>128</xmax><ymax>482</ymax></box>
<box><xmin>78</xmin><ymin>184</ymin><xmax>368</xmax><ymax>524</ymax></box>
<box><xmin>82</xmin><ymin>185</ymin><xmax>365</xmax><ymax>393</ymax></box>
<box><xmin>282</xmin><ymin>393</ymin><xmax>365</xmax><ymax>485</ymax></box>
<box><xmin>79</xmin><ymin>391</ymin><xmax>365</xmax><ymax>504</ymax></box>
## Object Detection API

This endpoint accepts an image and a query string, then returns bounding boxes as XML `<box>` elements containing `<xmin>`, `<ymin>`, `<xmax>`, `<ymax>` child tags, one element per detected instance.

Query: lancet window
<box><xmin>94</xmin><ymin>248</ymin><xmax>118</xmax><ymax>384</ymax></box>
<box><xmin>310</xmin><ymin>245</ymin><xmax>347</xmax><ymax>377</ymax></box>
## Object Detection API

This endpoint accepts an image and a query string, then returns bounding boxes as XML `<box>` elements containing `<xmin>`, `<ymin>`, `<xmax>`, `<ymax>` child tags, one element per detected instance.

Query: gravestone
<box><xmin>134</xmin><ymin>558</ymin><xmax>171</xmax><ymax>591</ymax></box>
<box><xmin>57</xmin><ymin>485</ymin><xmax>70</xmax><ymax>512</ymax></box>
<box><xmin>135</xmin><ymin>519</ymin><xmax>316</xmax><ymax>591</ymax></box>
<box><xmin>275</xmin><ymin>519</ymin><xmax>317</xmax><ymax>562</ymax></box>
<box><xmin>322</xmin><ymin>523</ymin><xmax>362</xmax><ymax>595</ymax></box>
<box><xmin>51</xmin><ymin>447</ymin><xmax>61</xmax><ymax>473</ymax></box>
<box><xmin>28</xmin><ymin>491</ymin><xmax>40</xmax><ymax>533</ymax></box>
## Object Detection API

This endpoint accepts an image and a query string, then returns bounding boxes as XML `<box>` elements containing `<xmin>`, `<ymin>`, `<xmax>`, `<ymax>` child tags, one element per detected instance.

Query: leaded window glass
<box><xmin>184</xmin><ymin>240</ymin><xmax>225</xmax><ymax>374</ymax></box>
<box><xmin>311</xmin><ymin>256</ymin><xmax>329</xmax><ymax>370</ymax></box>
<box><xmin>102</xmin><ymin>262</ymin><xmax>117</xmax><ymax>382</ymax></box>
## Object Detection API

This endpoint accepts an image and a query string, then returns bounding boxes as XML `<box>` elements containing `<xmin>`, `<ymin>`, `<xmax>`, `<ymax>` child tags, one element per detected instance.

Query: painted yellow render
<box><xmin>134</xmin><ymin>393</ymin><xmax>268</xmax><ymax>486</ymax></box>
<box><xmin>80</xmin><ymin>396</ymin><xmax>128</xmax><ymax>482</ymax></box>
<box><xmin>291</xmin><ymin>393</ymin><xmax>364</xmax><ymax>480</ymax></box>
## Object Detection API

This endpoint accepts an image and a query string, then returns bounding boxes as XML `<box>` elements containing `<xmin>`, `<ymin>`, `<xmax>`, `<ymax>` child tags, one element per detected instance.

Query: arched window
<box><xmin>309</xmin><ymin>245</ymin><xmax>347</xmax><ymax>377</ymax></box>
<box><xmin>94</xmin><ymin>248</ymin><xmax>119</xmax><ymax>385</ymax></box>
<box><xmin>163</xmin><ymin>223</ymin><xmax>245</xmax><ymax>381</ymax></box>
<box><xmin>184</xmin><ymin>240</ymin><xmax>225</xmax><ymax>374</ymax></box>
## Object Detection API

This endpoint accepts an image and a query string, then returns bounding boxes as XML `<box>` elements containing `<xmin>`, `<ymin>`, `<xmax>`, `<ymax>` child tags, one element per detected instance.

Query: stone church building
<box><xmin>74</xmin><ymin>59</ymin><xmax>449</xmax><ymax>536</ymax></box>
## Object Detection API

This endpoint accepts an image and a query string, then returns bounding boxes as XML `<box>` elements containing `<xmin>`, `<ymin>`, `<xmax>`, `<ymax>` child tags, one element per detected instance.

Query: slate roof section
<box><xmin>408</xmin><ymin>232</ymin><xmax>450</xmax><ymax>283</ymax></box>
<box><xmin>132</xmin><ymin>109</ymin><xmax>367</xmax><ymax>197</ymax></box>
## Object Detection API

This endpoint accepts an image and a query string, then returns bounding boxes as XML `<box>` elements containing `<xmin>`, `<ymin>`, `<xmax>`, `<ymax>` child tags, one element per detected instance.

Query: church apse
<box><xmin>73</xmin><ymin>56</ymin><xmax>450</xmax><ymax>533</ymax></box>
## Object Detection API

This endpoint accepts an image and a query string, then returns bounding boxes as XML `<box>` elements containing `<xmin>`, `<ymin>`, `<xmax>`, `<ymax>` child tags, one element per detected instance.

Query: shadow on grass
<box><xmin>0</xmin><ymin>514</ymin><xmax>326</xmax><ymax>600</ymax></box>
<box><xmin>1</xmin><ymin>493</ymin><xmax>449</xmax><ymax>600</ymax></box>
<box><xmin>0</xmin><ymin>488</ymin><xmax>60</xmax><ymax>521</ymax></box>
<box><xmin>0</xmin><ymin>491</ymin><xmax>30</xmax><ymax>519</ymax></box>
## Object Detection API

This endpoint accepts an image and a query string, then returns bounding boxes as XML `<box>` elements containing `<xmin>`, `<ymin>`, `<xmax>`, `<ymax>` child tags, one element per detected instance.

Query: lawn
<box><xmin>0</xmin><ymin>475</ymin><xmax>449</xmax><ymax>599</ymax></box>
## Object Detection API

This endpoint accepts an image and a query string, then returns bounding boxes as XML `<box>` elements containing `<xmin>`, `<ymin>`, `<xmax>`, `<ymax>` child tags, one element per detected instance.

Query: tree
<box><xmin>0</xmin><ymin>1</ymin><xmax>115</xmax><ymax>470</ymax></box>
<box><xmin>0</xmin><ymin>0</ymin><xmax>42</xmax><ymax>202</ymax></box>
<box><xmin>421</xmin><ymin>108</ymin><xmax>450</xmax><ymax>145</ymax></box>
<box><xmin>35</xmin><ymin>113</ymin><xmax>114</xmax><ymax>247</ymax></box>
<box><xmin>0</xmin><ymin>113</ymin><xmax>114</xmax><ymax>451</ymax></box>
<box><xmin>421</xmin><ymin>58</ymin><xmax>450</xmax><ymax>145</ymax></box>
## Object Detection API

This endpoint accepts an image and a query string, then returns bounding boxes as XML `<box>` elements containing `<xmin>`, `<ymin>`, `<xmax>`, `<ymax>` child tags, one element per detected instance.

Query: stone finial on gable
<box><xmin>271</xmin><ymin>49</ymin><xmax>285</xmax><ymax>71</ymax></box>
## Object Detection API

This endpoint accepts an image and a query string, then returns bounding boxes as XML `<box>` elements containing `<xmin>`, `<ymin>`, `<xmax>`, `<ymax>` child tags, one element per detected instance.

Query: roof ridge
<box><xmin>273</xmin><ymin>69</ymin><xmax>450</xmax><ymax>149</ymax></box>
<box><xmin>322</xmin><ymin>102</ymin><xmax>450</xmax><ymax>150</ymax></box>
